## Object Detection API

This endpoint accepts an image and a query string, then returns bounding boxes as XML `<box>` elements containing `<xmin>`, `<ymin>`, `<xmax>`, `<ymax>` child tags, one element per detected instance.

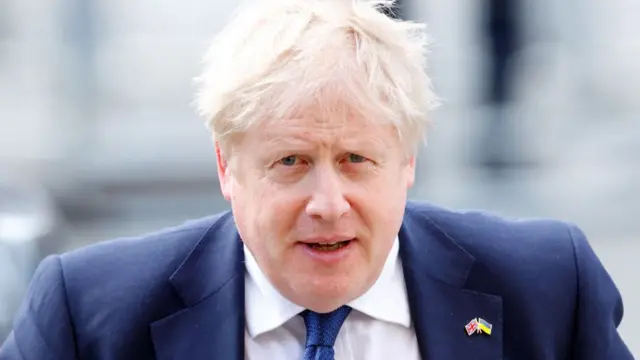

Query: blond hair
<box><xmin>194</xmin><ymin>0</ymin><xmax>438</xmax><ymax>155</ymax></box>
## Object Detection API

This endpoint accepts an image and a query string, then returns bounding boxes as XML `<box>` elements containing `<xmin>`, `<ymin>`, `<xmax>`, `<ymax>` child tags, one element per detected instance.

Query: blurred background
<box><xmin>0</xmin><ymin>0</ymin><xmax>638</xmax><ymax>354</ymax></box>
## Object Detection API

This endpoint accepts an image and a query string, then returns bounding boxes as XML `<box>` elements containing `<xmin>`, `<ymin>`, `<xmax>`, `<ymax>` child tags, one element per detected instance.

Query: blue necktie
<box><xmin>301</xmin><ymin>306</ymin><xmax>352</xmax><ymax>360</ymax></box>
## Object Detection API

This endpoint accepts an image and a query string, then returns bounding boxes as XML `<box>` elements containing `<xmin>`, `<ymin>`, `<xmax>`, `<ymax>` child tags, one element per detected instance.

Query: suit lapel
<box><xmin>150</xmin><ymin>213</ymin><xmax>245</xmax><ymax>360</ymax></box>
<box><xmin>400</xmin><ymin>207</ymin><xmax>503</xmax><ymax>360</ymax></box>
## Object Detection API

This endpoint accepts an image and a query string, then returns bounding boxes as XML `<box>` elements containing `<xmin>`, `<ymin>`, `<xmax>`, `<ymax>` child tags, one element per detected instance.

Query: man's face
<box><xmin>216</xmin><ymin>108</ymin><xmax>415</xmax><ymax>312</ymax></box>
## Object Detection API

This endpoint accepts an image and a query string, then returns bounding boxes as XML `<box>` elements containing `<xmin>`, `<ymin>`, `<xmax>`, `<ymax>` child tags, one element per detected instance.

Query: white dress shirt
<box><xmin>244</xmin><ymin>238</ymin><xmax>421</xmax><ymax>359</ymax></box>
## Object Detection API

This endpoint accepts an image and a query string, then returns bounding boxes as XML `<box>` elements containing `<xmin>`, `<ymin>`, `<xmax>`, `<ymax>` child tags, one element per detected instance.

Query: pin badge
<box><xmin>465</xmin><ymin>317</ymin><xmax>492</xmax><ymax>336</ymax></box>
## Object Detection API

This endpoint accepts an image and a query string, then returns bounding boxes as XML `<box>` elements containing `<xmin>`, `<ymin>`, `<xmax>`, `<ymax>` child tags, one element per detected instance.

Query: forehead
<box><xmin>253</xmin><ymin>109</ymin><xmax>399</xmax><ymax>147</ymax></box>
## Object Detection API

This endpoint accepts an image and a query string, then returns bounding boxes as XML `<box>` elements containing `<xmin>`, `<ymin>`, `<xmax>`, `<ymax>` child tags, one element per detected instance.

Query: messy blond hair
<box><xmin>194</xmin><ymin>0</ymin><xmax>439</xmax><ymax>155</ymax></box>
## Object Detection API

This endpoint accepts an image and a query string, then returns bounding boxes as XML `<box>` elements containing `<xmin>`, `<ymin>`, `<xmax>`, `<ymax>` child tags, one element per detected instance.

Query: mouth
<box><xmin>304</xmin><ymin>239</ymin><xmax>353</xmax><ymax>251</ymax></box>
<box><xmin>298</xmin><ymin>237</ymin><xmax>356</xmax><ymax>263</ymax></box>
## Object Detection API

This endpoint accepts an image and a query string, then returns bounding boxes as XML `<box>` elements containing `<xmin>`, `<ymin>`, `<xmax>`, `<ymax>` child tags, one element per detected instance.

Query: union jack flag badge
<box><xmin>465</xmin><ymin>318</ymin><xmax>479</xmax><ymax>336</ymax></box>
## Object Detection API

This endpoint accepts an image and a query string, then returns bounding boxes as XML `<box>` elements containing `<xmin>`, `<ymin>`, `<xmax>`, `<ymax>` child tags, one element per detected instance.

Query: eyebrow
<box><xmin>255</xmin><ymin>118</ymin><xmax>395</xmax><ymax>156</ymax></box>
<box><xmin>261</xmin><ymin>135</ymin><xmax>389</xmax><ymax>158</ymax></box>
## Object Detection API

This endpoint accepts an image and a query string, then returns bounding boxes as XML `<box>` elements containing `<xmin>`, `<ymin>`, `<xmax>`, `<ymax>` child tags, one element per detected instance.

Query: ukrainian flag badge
<box><xmin>477</xmin><ymin>317</ymin><xmax>492</xmax><ymax>335</ymax></box>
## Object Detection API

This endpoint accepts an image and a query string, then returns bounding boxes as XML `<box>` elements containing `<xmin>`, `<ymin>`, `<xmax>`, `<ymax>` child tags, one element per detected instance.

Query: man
<box><xmin>0</xmin><ymin>0</ymin><xmax>633</xmax><ymax>359</ymax></box>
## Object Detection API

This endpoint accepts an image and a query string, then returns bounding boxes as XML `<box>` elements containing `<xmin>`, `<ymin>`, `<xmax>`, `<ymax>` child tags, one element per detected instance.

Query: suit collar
<box><xmin>399</xmin><ymin>203</ymin><xmax>504</xmax><ymax>360</ymax></box>
<box><xmin>150</xmin><ymin>212</ymin><xmax>245</xmax><ymax>360</ymax></box>
<box><xmin>399</xmin><ymin>203</ymin><xmax>475</xmax><ymax>287</ymax></box>
<box><xmin>167</xmin><ymin>212</ymin><xmax>243</xmax><ymax>307</ymax></box>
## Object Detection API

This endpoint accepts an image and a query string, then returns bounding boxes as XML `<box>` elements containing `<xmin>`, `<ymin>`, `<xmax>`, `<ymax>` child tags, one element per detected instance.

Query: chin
<box><xmin>305</xmin><ymin>300</ymin><xmax>349</xmax><ymax>314</ymax></box>
<box><xmin>287</xmin><ymin>275</ymin><xmax>366</xmax><ymax>313</ymax></box>
<box><xmin>298</xmin><ymin>292</ymin><xmax>354</xmax><ymax>313</ymax></box>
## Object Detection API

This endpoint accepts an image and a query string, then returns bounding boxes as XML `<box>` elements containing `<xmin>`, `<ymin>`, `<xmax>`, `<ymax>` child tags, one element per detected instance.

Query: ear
<box><xmin>405</xmin><ymin>156</ymin><xmax>416</xmax><ymax>189</ymax></box>
<box><xmin>215</xmin><ymin>141</ymin><xmax>232</xmax><ymax>201</ymax></box>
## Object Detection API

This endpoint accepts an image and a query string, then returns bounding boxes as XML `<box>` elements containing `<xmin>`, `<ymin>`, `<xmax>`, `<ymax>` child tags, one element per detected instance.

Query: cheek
<box><xmin>350</xmin><ymin>168</ymin><xmax>407</xmax><ymax>238</ymax></box>
<box><xmin>233</xmin><ymin>181</ymin><xmax>300</xmax><ymax>245</ymax></box>
<box><xmin>264</xmin><ymin>194</ymin><xmax>305</xmax><ymax>235</ymax></box>
<box><xmin>356</xmin><ymin>165</ymin><xmax>408</xmax><ymax>199</ymax></box>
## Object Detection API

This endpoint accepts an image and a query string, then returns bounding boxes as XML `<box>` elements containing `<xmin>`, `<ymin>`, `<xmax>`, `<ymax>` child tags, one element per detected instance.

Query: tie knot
<box><xmin>301</xmin><ymin>306</ymin><xmax>352</xmax><ymax>347</ymax></box>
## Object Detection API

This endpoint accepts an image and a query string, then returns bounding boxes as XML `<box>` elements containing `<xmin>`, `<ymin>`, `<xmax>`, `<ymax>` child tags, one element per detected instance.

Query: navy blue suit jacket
<box><xmin>0</xmin><ymin>202</ymin><xmax>633</xmax><ymax>359</ymax></box>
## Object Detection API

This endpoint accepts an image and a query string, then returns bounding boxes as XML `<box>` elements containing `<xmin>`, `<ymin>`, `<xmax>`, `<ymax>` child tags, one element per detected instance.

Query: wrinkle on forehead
<box><xmin>255</xmin><ymin>112</ymin><xmax>397</xmax><ymax>156</ymax></box>
<box><xmin>227</xmin><ymin>86</ymin><xmax>411</xmax><ymax>160</ymax></box>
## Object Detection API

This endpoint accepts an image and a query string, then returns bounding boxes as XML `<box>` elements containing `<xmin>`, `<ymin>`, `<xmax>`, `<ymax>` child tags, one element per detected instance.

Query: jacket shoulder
<box><xmin>405</xmin><ymin>201</ymin><xmax>581</xmax><ymax>298</ymax></box>
<box><xmin>57</xmin><ymin>212</ymin><xmax>233</xmax><ymax>345</ymax></box>
<box><xmin>61</xmin><ymin>212</ymin><xmax>230</xmax><ymax>281</ymax></box>
<box><xmin>404</xmin><ymin>202</ymin><xmax>631</xmax><ymax>358</ymax></box>
<box><xmin>406</xmin><ymin>201</ymin><xmax>582</xmax><ymax>350</ymax></box>
<box><xmin>406</xmin><ymin>200</ymin><xmax>578</xmax><ymax>264</ymax></box>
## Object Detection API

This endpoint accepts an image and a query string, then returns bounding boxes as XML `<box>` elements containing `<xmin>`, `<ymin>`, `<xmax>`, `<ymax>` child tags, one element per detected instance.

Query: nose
<box><xmin>305</xmin><ymin>166</ymin><xmax>350</xmax><ymax>222</ymax></box>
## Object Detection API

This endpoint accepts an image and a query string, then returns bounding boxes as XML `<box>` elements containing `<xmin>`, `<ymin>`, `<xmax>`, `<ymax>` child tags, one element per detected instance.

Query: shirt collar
<box><xmin>244</xmin><ymin>237</ymin><xmax>411</xmax><ymax>338</ymax></box>
<box><xmin>244</xmin><ymin>245</ymin><xmax>304</xmax><ymax>338</ymax></box>
<box><xmin>347</xmin><ymin>238</ymin><xmax>411</xmax><ymax>328</ymax></box>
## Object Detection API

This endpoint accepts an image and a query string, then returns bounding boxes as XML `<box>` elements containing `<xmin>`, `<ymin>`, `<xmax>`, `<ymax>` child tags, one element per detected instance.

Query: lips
<box><xmin>299</xmin><ymin>237</ymin><xmax>355</xmax><ymax>252</ymax></box>
<box><xmin>307</xmin><ymin>240</ymin><xmax>352</xmax><ymax>251</ymax></box>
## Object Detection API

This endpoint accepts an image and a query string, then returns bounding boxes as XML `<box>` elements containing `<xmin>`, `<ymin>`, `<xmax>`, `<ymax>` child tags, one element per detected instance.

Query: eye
<box><xmin>278</xmin><ymin>155</ymin><xmax>300</xmax><ymax>166</ymax></box>
<box><xmin>347</xmin><ymin>153</ymin><xmax>366</xmax><ymax>163</ymax></box>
